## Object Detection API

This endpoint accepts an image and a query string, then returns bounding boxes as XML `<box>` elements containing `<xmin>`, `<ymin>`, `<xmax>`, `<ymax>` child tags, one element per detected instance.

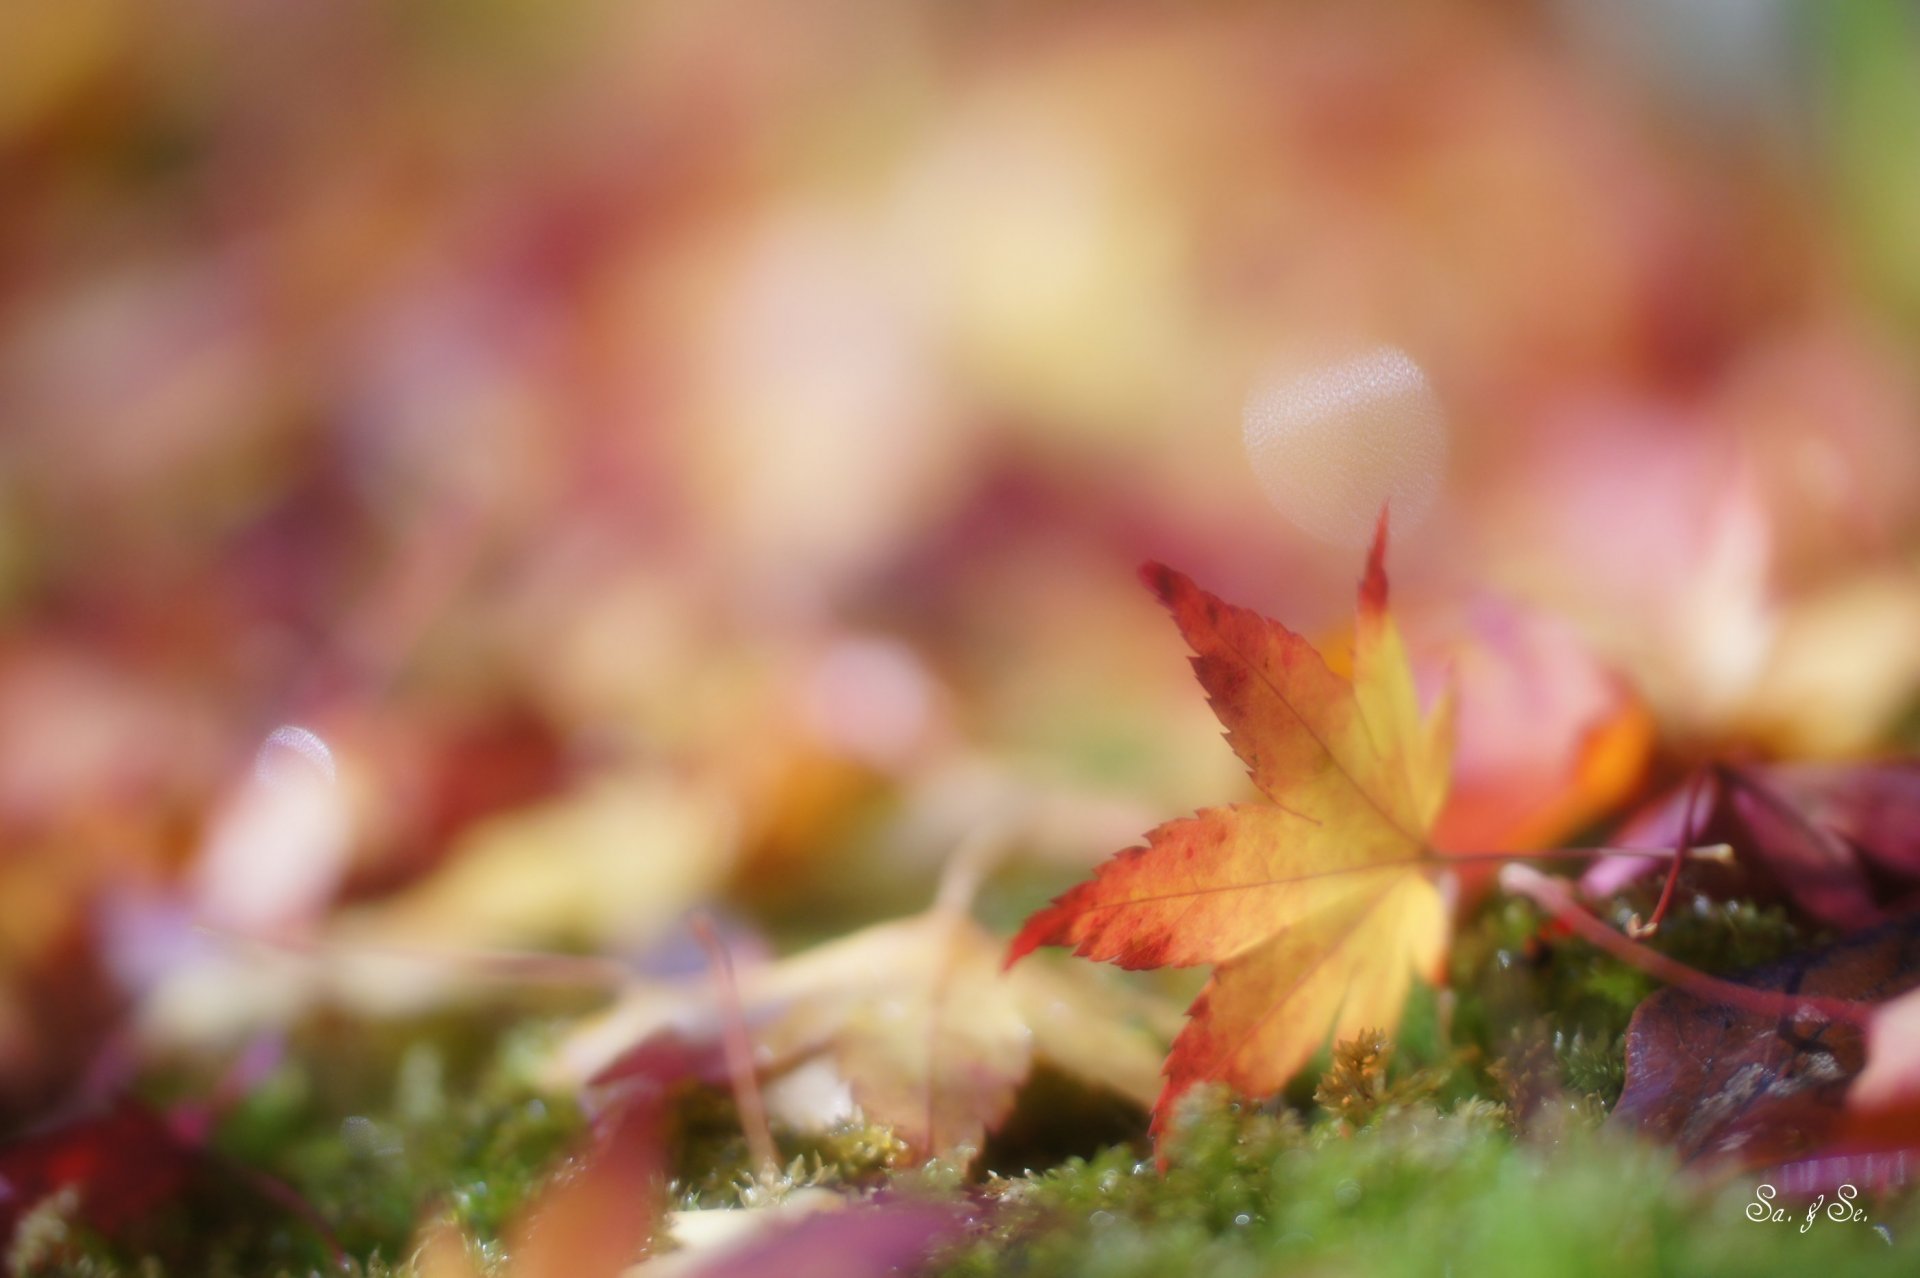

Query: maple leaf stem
<box><xmin>691</xmin><ymin>912</ymin><xmax>780</xmax><ymax>1175</ymax></box>
<box><xmin>1498</xmin><ymin>864</ymin><xmax>1873</xmax><ymax>1027</ymax></box>
<box><xmin>1437</xmin><ymin>845</ymin><xmax>1733</xmax><ymax>866</ymax></box>
<box><xmin>1628</xmin><ymin>771</ymin><xmax>1712</xmax><ymax>939</ymax></box>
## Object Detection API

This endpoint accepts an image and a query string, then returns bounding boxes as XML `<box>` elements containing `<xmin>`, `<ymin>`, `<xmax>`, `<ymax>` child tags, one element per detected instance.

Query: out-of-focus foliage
<box><xmin>551</xmin><ymin>880</ymin><xmax>1178</xmax><ymax>1164</ymax></box>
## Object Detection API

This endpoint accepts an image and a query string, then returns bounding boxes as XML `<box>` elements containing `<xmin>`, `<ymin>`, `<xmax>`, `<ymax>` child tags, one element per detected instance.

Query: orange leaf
<box><xmin>414</xmin><ymin>1095</ymin><xmax>664</xmax><ymax>1278</ymax></box>
<box><xmin>1008</xmin><ymin>515</ymin><xmax>1451</xmax><ymax>1139</ymax></box>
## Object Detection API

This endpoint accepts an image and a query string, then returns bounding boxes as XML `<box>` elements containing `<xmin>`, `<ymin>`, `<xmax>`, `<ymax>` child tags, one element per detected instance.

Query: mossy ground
<box><xmin>12</xmin><ymin>887</ymin><xmax>1912</xmax><ymax>1277</ymax></box>
<box><xmin>941</xmin><ymin>1095</ymin><xmax>1920</xmax><ymax>1278</ymax></box>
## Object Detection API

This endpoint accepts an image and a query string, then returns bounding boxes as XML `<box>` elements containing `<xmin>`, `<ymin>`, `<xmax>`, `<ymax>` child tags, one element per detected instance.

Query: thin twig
<box><xmin>1439</xmin><ymin>845</ymin><xmax>1733</xmax><ymax>867</ymax></box>
<box><xmin>1629</xmin><ymin>770</ymin><xmax>1713</xmax><ymax>938</ymax></box>
<box><xmin>932</xmin><ymin>818</ymin><xmax>1015</xmax><ymax>918</ymax></box>
<box><xmin>1499</xmin><ymin>863</ymin><xmax>1871</xmax><ymax>1027</ymax></box>
<box><xmin>691</xmin><ymin>912</ymin><xmax>778</xmax><ymax>1175</ymax></box>
<box><xmin>203</xmin><ymin>928</ymin><xmax>638</xmax><ymax>988</ymax></box>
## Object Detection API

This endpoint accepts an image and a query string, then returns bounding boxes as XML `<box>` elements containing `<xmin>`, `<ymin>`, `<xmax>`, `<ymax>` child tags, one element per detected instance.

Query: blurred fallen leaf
<box><xmin>1732</xmin><ymin>566</ymin><xmax>1920</xmax><ymax>757</ymax></box>
<box><xmin>546</xmin><ymin>862</ymin><xmax>1176</xmax><ymax>1164</ymax></box>
<box><xmin>0</xmin><ymin>1096</ymin><xmax>336</xmax><ymax>1268</ymax></box>
<box><xmin>1487</xmin><ymin>412</ymin><xmax>1920</xmax><ymax>756</ymax></box>
<box><xmin>1844</xmin><ymin>982</ymin><xmax>1920</xmax><ymax>1155</ymax></box>
<box><xmin>0</xmin><ymin>1102</ymin><xmax>203</xmax><ymax>1255</ymax></box>
<box><xmin>417</xmin><ymin>1093</ymin><xmax>663</xmax><ymax>1278</ymax></box>
<box><xmin>637</xmin><ymin>1197</ymin><xmax>960</xmax><ymax>1278</ymax></box>
<box><xmin>339</xmin><ymin>776</ymin><xmax>739</xmax><ymax>951</ymax></box>
<box><xmin>1420</xmin><ymin>596</ymin><xmax>1653</xmax><ymax>857</ymax></box>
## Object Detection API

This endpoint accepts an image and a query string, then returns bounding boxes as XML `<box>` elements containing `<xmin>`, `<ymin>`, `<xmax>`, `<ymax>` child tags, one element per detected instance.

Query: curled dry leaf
<box><xmin>1007</xmin><ymin>517</ymin><xmax>1453</xmax><ymax>1138</ymax></box>
<box><xmin>545</xmin><ymin>896</ymin><xmax>1176</xmax><ymax>1164</ymax></box>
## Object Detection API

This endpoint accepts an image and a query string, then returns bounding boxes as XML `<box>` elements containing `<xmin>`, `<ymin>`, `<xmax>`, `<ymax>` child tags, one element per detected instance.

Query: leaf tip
<box><xmin>1360</xmin><ymin>508</ymin><xmax>1390</xmax><ymax>616</ymax></box>
<box><xmin>1139</xmin><ymin>560</ymin><xmax>1184</xmax><ymax>607</ymax></box>
<box><xmin>1003</xmin><ymin>922</ymin><xmax>1046</xmax><ymax>971</ymax></box>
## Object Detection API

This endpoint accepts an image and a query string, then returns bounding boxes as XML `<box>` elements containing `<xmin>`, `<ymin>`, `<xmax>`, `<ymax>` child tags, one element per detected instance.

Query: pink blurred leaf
<box><xmin>1422</xmin><ymin>596</ymin><xmax>1653</xmax><ymax>857</ymax></box>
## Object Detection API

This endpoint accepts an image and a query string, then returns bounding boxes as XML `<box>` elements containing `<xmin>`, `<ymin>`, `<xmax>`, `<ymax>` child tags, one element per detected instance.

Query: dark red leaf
<box><xmin>1609</xmin><ymin>916</ymin><xmax>1920</xmax><ymax>1166</ymax></box>
<box><xmin>1585</xmin><ymin>762</ymin><xmax>1920</xmax><ymax>929</ymax></box>
<box><xmin>0</xmin><ymin>1102</ymin><xmax>202</xmax><ymax>1246</ymax></box>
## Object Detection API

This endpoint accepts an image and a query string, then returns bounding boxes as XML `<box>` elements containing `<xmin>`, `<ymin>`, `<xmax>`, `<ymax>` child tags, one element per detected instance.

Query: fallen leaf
<box><xmin>416</xmin><ymin>1093</ymin><xmax>664</xmax><ymax>1278</ymax></box>
<box><xmin>0</xmin><ymin>1094</ymin><xmax>335</xmax><ymax>1266</ymax></box>
<box><xmin>1736</xmin><ymin>1149</ymin><xmax>1916</xmax><ymax>1199</ymax></box>
<box><xmin>0</xmin><ymin>1102</ymin><xmax>203</xmax><ymax>1250</ymax></box>
<box><xmin>1007</xmin><ymin>516</ymin><xmax>1452</xmax><ymax>1136</ymax></box>
<box><xmin>337</xmin><ymin>775</ymin><xmax>739</xmax><ymax>951</ymax></box>
<box><xmin>659</xmin><ymin>1187</ymin><xmax>846</xmax><ymax>1258</ymax></box>
<box><xmin>1841</xmin><ymin>984</ymin><xmax>1920</xmax><ymax>1156</ymax></box>
<box><xmin>546</xmin><ymin>895</ymin><xmax>1176</xmax><ymax>1164</ymax></box>
<box><xmin>1610</xmin><ymin>916</ymin><xmax>1920</xmax><ymax>1166</ymax></box>
<box><xmin>1733</xmin><ymin>567</ymin><xmax>1920</xmax><ymax>758</ymax></box>
<box><xmin>1583</xmin><ymin>762</ymin><xmax>1920</xmax><ymax>930</ymax></box>
<box><xmin>1420</xmin><ymin>596</ymin><xmax>1652</xmax><ymax>857</ymax></box>
<box><xmin>0</xmin><ymin>914</ymin><xmax>125</xmax><ymax>1131</ymax></box>
<box><xmin>1485</xmin><ymin>411</ymin><xmax>1920</xmax><ymax>755</ymax></box>
<box><xmin>1483</xmin><ymin>415</ymin><xmax>1777</xmax><ymax>743</ymax></box>
<box><xmin>509</xmin><ymin>1097</ymin><xmax>663</xmax><ymax>1278</ymax></box>
<box><xmin>638</xmin><ymin>1199</ymin><xmax>960</xmax><ymax>1278</ymax></box>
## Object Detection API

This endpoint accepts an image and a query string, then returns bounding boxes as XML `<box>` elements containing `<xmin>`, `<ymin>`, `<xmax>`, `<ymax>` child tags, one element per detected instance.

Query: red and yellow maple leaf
<box><xmin>1007</xmin><ymin>516</ymin><xmax>1453</xmax><ymax>1136</ymax></box>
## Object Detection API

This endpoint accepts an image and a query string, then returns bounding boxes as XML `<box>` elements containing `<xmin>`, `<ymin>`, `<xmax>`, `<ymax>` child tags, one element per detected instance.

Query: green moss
<box><xmin>666</xmin><ymin>1087</ymin><xmax>909</xmax><ymax>1209</ymax></box>
<box><xmin>1447</xmin><ymin>889</ymin><xmax>1815</xmax><ymax>1109</ymax></box>
<box><xmin>934</xmin><ymin>1092</ymin><xmax>1920</xmax><ymax>1278</ymax></box>
<box><xmin>212</xmin><ymin>1011</ymin><xmax>584</xmax><ymax>1265</ymax></box>
<box><xmin>19</xmin><ymin>1007</ymin><xmax>587</xmax><ymax>1276</ymax></box>
<box><xmin>16</xmin><ymin>887</ymin><xmax>1903</xmax><ymax>1278</ymax></box>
